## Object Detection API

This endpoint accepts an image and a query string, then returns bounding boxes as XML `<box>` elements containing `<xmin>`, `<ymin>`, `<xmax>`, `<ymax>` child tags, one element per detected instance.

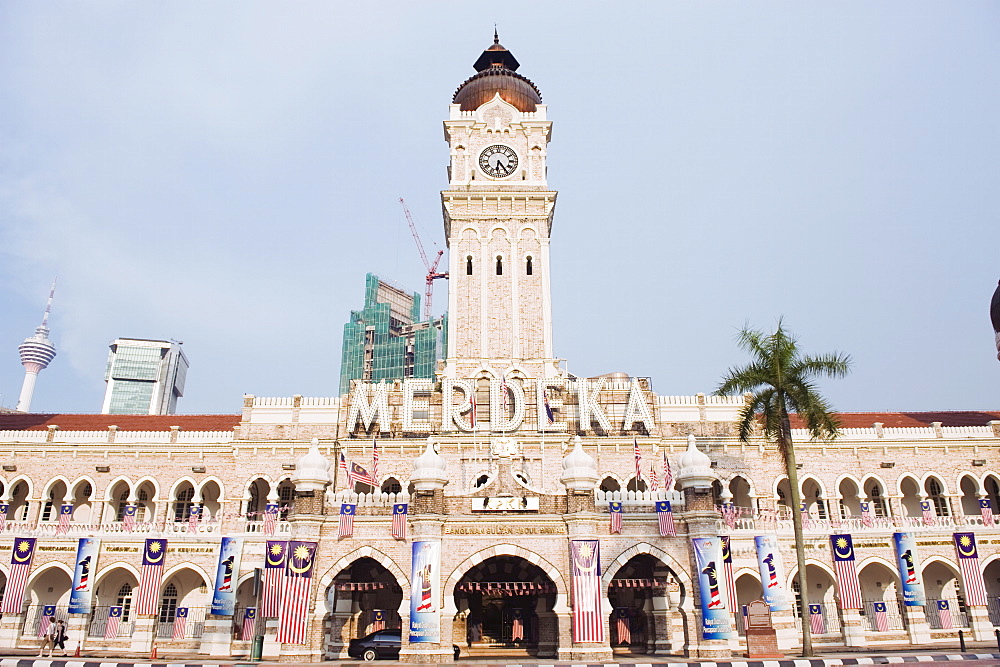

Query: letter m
<box><xmin>348</xmin><ymin>381</ymin><xmax>391</xmax><ymax>432</ymax></box>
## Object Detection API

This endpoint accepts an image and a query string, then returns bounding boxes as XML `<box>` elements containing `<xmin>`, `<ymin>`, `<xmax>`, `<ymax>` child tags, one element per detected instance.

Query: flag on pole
<box><xmin>338</xmin><ymin>503</ymin><xmax>356</xmax><ymax>538</ymax></box>
<box><xmin>263</xmin><ymin>503</ymin><xmax>279</xmax><ymax>536</ymax></box>
<box><xmin>801</xmin><ymin>502</ymin><xmax>813</xmax><ymax>528</ymax></box>
<box><xmin>937</xmin><ymin>599</ymin><xmax>953</xmax><ymax>629</ymax></box>
<box><xmin>860</xmin><ymin>502</ymin><xmax>873</xmax><ymax>527</ymax></box>
<box><xmin>649</xmin><ymin>465</ymin><xmax>658</xmax><ymax>491</ymax></box>
<box><xmin>371</xmin><ymin>609</ymin><xmax>386</xmax><ymax>632</ymax></box>
<box><xmin>614</xmin><ymin>608</ymin><xmax>631</xmax><ymax>645</ymax></box>
<box><xmin>105</xmin><ymin>606</ymin><xmax>123</xmax><ymax>638</ymax></box>
<box><xmin>721</xmin><ymin>535</ymin><xmax>737</xmax><ymax>610</ymax></box>
<box><xmin>339</xmin><ymin>451</ymin><xmax>350</xmax><ymax>488</ymax></box>
<box><xmin>655</xmin><ymin>501</ymin><xmax>676</xmax><ymax>536</ymax></box>
<box><xmin>392</xmin><ymin>503</ymin><xmax>408</xmax><ymax>540</ymax></box>
<box><xmin>348</xmin><ymin>462</ymin><xmax>377</xmax><ymax>487</ymax></box>
<box><xmin>136</xmin><ymin>538</ymin><xmax>167</xmax><ymax>615</ymax></box>
<box><xmin>57</xmin><ymin>504</ymin><xmax>73</xmax><ymax>535</ymax></box>
<box><xmin>276</xmin><ymin>541</ymin><xmax>318</xmax><ymax>644</ymax></box>
<box><xmin>809</xmin><ymin>604</ymin><xmax>825</xmax><ymax>634</ymax></box>
<box><xmin>1</xmin><ymin>537</ymin><xmax>37</xmax><ymax>613</ymax></box>
<box><xmin>242</xmin><ymin>608</ymin><xmax>257</xmax><ymax>640</ymax></box>
<box><xmin>830</xmin><ymin>534</ymin><xmax>863</xmax><ymax>609</ymax></box>
<box><xmin>720</xmin><ymin>503</ymin><xmax>740</xmax><ymax>529</ymax></box>
<box><xmin>920</xmin><ymin>500</ymin><xmax>936</xmax><ymax>526</ymax></box>
<box><xmin>570</xmin><ymin>540</ymin><xmax>603</xmax><ymax>642</ymax></box>
<box><xmin>501</xmin><ymin>374</ymin><xmax>509</xmax><ymax>414</ymax></box>
<box><xmin>872</xmin><ymin>601</ymin><xmax>889</xmax><ymax>631</ymax></box>
<box><xmin>980</xmin><ymin>499</ymin><xmax>995</xmax><ymax>527</ymax></box>
<box><xmin>0</xmin><ymin>502</ymin><xmax>8</xmax><ymax>533</ymax></box>
<box><xmin>262</xmin><ymin>540</ymin><xmax>287</xmax><ymax>617</ymax></box>
<box><xmin>542</xmin><ymin>390</ymin><xmax>555</xmax><ymax>424</ymax></box>
<box><xmin>662</xmin><ymin>452</ymin><xmax>674</xmax><ymax>490</ymax></box>
<box><xmin>609</xmin><ymin>501</ymin><xmax>623</xmax><ymax>534</ymax></box>
<box><xmin>954</xmin><ymin>532</ymin><xmax>988</xmax><ymax>606</ymax></box>
<box><xmin>372</xmin><ymin>438</ymin><xmax>379</xmax><ymax>485</ymax></box>
<box><xmin>37</xmin><ymin>606</ymin><xmax>56</xmax><ymax>637</ymax></box>
<box><xmin>122</xmin><ymin>504</ymin><xmax>137</xmax><ymax>533</ymax></box>
<box><xmin>511</xmin><ymin>608</ymin><xmax>524</xmax><ymax>641</ymax></box>
<box><xmin>172</xmin><ymin>607</ymin><xmax>189</xmax><ymax>639</ymax></box>
<box><xmin>187</xmin><ymin>505</ymin><xmax>201</xmax><ymax>533</ymax></box>
<box><xmin>469</xmin><ymin>391</ymin><xmax>477</xmax><ymax>430</ymax></box>
<box><xmin>633</xmin><ymin>438</ymin><xmax>643</xmax><ymax>484</ymax></box>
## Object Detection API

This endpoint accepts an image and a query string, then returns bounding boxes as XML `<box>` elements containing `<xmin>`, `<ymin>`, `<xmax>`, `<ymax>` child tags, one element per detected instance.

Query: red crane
<box><xmin>399</xmin><ymin>198</ymin><xmax>449</xmax><ymax>320</ymax></box>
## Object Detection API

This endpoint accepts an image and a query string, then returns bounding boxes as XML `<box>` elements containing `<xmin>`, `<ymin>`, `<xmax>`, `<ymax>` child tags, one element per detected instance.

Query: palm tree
<box><xmin>715</xmin><ymin>320</ymin><xmax>850</xmax><ymax>657</ymax></box>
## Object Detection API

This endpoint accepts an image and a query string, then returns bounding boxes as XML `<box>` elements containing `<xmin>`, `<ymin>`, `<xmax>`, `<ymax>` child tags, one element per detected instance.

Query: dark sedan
<box><xmin>348</xmin><ymin>629</ymin><xmax>401</xmax><ymax>661</ymax></box>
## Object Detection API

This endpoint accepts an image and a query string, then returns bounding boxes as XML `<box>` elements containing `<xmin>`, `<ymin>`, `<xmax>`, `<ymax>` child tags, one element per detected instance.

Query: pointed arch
<box><xmin>445</xmin><ymin>544</ymin><xmax>567</xmax><ymax>601</ymax></box>
<box><xmin>196</xmin><ymin>476</ymin><xmax>226</xmax><ymax>502</ymax></box>
<box><xmin>101</xmin><ymin>475</ymin><xmax>133</xmax><ymax>501</ymax></box>
<box><xmin>797</xmin><ymin>474</ymin><xmax>826</xmax><ymax>496</ymax></box>
<box><xmin>602</xmin><ymin>542</ymin><xmax>693</xmax><ymax>595</ymax></box>
<box><xmin>69</xmin><ymin>475</ymin><xmax>98</xmax><ymax>498</ymax></box>
<box><xmin>7</xmin><ymin>474</ymin><xmax>36</xmax><ymax>499</ymax></box>
<box><xmin>771</xmin><ymin>474</ymin><xmax>789</xmax><ymax>499</ymax></box>
<box><xmin>161</xmin><ymin>562</ymin><xmax>213</xmax><ymax>589</ymax></box>
<box><xmin>919</xmin><ymin>472</ymin><xmax>949</xmax><ymax>495</ymax></box>
<box><xmin>133</xmin><ymin>475</ymin><xmax>161</xmax><ymax>500</ymax></box>
<box><xmin>25</xmin><ymin>560</ymin><xmax>74</xmax><ymax>587</ymax></box>
<box><xmin>895</xmin><ymin>473</ymin><xmax>921</xmax><ymax>496</ymax></box>
<box><xmin>315</xmin><ymin>545</ymin><xmax>409</xmax><ymax>614</ymax></box>
<box><xmin>41</xmin><ymin>475</ymin><xmax>71</xmax><ymax>498</ymax></box>
<box><xmin>168</xmin><ymin>476</ymin><xmax>198</xmax><ymax>500</ymax></box>
<box><xmin>93</xmin><ymin>561</ymin><xmax>142</xmax><ymax>588</ymax></box>
<box><xmin>860</xmin><ymin>473</ymin><xmax>890</xmax><ymax>493</ymax></box>
<box><xmin>834</xmin><ymin>473</ymin><xmax>863</xmax><ymax>497</ymax></box>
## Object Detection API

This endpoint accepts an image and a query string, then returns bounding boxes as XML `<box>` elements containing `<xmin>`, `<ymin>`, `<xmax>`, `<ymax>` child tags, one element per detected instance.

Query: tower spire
<box><xmin>15</xmin><ymin>280</ymin><xmax>58</xmax><ymax>412</ymax></box>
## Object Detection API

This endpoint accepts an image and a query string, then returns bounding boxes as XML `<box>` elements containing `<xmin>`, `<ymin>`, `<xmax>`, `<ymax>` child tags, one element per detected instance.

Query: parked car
<box><xmin>348</xmin><ymin>629</ymin><xmax>401</xmax><ymax>661</ymax></box>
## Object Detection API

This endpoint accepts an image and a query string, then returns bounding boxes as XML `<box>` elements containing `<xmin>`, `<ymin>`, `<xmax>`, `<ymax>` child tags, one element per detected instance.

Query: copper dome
<box><xmin>453</xmin><ymin>34</ymin><xmax>542</xmax><ymax>113</ymax></box>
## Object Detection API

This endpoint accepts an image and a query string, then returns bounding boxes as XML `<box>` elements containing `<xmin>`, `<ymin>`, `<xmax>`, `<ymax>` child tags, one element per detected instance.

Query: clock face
<box><xmin>479</xmin><ymin>144</ymin><xmax>518</xmax><ymax>178</ymax></box>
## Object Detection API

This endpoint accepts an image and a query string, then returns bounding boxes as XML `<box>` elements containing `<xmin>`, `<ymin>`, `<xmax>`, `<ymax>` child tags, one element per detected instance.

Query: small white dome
<box><xmin>292</xmin><ymin>438</ymin><xmax>332</xmax><ymax>491</ymax></box>
<box><xmin>676</xmin><ymin>433</ymin><xmax>716</xmax><ymax>490</ymax></box>
<box><xmin>678</xmin><ymin>433</ymin><xmax>711</xmax><ymax>470</ymax></box>
<box><xmin>560</xmin><ymin>436</ymin><xmax>600</xmax><ymax>492</ymax></box>
<box><xmin>411</xmin><ymin>437</ymin><xmax>448</xmax><ymax>491</ymax></box>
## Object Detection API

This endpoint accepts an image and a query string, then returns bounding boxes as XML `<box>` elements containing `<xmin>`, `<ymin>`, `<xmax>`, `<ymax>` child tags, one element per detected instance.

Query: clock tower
<box><xmin>441</xmin><ymin>35</ymin><xmax>560</xmax><ymax>380</ymax></box>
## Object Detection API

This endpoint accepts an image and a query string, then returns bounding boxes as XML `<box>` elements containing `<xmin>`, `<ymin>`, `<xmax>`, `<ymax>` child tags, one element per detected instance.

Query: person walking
<box><xmin>53</xmin><ymin>619</ymin><xmax>68</xmax><ymax>656</ymax></box>
<box><xmin>37</xmin><ymin>617</ymin><xmax>57</xmax><ymax>657</ymax></box>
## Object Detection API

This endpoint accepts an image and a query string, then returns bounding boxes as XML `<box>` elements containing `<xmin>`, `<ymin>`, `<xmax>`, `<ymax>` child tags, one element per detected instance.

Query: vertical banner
<box><xmin>720</xmin><ymin>535</ymin><xmax>737</xmax><ymax>610</ymax></box>
<box><xmin>276</xmin><ymin>540</ymin><xmax>318</xmax><ymax>644</ymax></box>
<box><xmin>954</xmin><ymin>532</ymin><xmax>988</xmax><ymax>606</ymax></box>
<box><xmin>263</xmin><ymin>503</ymin><xmax>279</xmax><ymax>536</ymax></box>
<box><xmin>1</xmin><ymin>537</ymin><xmax>37</xmax><ymax>613</ymax></box>
<box><xmin>754</xmin><ymin>534</ymin><xmax>789</xmax><ymax>610</ymax></box>
<box><xmin>261</xmin><ymin>540</ymin><xmax>288</xmax><ymax>618</ymax></box>
<box><xmin>830</xmin><ymin>534</ymin><xmax>863</xmax><ymax>609</ymax></box>
<box><xmin>211</xmin><ymin>537</ymin><xmax>244</xmax><ymax>615</ymax></box>
<box><xmin>892</xmin><ymin>532</ymin><xmax>925</xmax><ymax>606</ymax></box>
<box><xmin>69</xmin><ymin>537</ymin><xmax>101</xmax><ymax>613</ymax></box>
<box><xmin>136</xmin><ymin>538</ymin><xmax>167</xmax><ymax>615</ymax></box>
<box><xmin>569</xmin><ymin>539</ymin><xmax>603</xmax><ymax>643</ymax></box>
<box><xmin>0</xmin><ymin>502</ymin><xmax>9</xmax><ymax>533</ymax></box>
<box><xmin>691</xmin><ymin>536</ymin><xmax>735</xmax><ymax>639</ymax></box>
<box><xmin>409</xmin><ymin>540</ymin><xmax>441</xmax><ymax>643</ymax></box>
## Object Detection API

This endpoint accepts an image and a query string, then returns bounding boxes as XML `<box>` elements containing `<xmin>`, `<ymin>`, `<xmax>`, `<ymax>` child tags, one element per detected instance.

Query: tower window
<box><xmin>466</xmin><ymin>256</ymin><xmax>473</xmax><ymax>275</ymax></box>
<box><xmin>526</xmin><ymin>256</ymin><xmax>533</xmax><ymax>275</ymax></box>
<box><xmin>496</xmin><ymin>256</ymin><xmax>503</xmax><ymax>275</ymax></box>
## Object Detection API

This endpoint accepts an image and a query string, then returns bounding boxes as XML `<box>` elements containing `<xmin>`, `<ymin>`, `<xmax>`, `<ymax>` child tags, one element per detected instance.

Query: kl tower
<box><xmin>16</xmin><ymin>281</ymin><xmax>57</xmax><ymax>412</ymax></box>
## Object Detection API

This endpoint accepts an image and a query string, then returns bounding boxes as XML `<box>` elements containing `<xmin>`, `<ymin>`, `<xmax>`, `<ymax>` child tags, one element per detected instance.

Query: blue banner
<box><xmin>892</xmin><ymin>532</ymin><xmax>925</xmax><ymax>606</ymax></box>
<box><xmin>754</xmin><ymin>534</ymin><xmax>790</xmax><ymax>610</ymax></box>
<box><xmin>409</xmin><ymin>541</ymin><xmax>440</xmax><ymax>643</ymax></box>
<box><xmin>691</xmin><ymin>537</ymin><xmax>735</xmax><ymax>639</ymax></box>
<box><xmin>69</xmin><ymin>537</ymin><xmax>100</xmax><ymax>613</ymax></box>
<box><xmin>211</xmin><ymin>537</ymin><xmax>244</xmax><ymax>615</ymax></box>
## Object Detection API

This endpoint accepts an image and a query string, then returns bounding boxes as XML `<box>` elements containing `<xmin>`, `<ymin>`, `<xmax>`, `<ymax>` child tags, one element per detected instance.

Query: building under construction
<box><xmin>339</xmin><ymin>273</ymin><xmax>444</xmax><ymax>394</ymax></box>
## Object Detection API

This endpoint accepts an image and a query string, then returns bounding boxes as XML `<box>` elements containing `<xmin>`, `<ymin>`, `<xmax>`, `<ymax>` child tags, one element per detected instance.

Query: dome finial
<box><xmin>494</xmin><ymin>25</ymin><xmax>499</xmax><ymax>45</ymax></box>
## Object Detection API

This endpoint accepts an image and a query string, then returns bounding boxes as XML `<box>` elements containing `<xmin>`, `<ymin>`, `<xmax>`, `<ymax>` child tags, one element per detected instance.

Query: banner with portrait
<box><xmin>68</xmin><ymin>537</ymin><xmax>101</xmax><ymax>613</ymax></box>
<box><xmin>754</xmin><ymin>534</ymin><xmax>790</xmax><ymax>610</ymax></box>
<box><xmin>892</xmin><ymin>532</ymin><xmax>925</xmax><ymax>606</ymax></box>
<box><xmin>409</xmin><ymin>541</ymin><xmax>440</xmax><ymax>643</ymax></box>
<box><xmin>691</xmin><ymin>536</ymin><xmax>735</xmax><ymax>639</ymax></box>
<box><xmin>211</xmin><ymin>537</ymin><xmax>244</xmax><ymax>615</ymax></box>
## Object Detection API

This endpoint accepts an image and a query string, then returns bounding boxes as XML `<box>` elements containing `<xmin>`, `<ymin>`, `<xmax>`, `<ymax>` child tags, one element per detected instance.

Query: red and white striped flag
<box><xmin>831</xmin><ymin>534</ymin><xmax>863</xmax><ymax>609</ymax></box>
<box><xmin>0</xmin><ymin>502</ymin><xmax>8</xmax><ymax>533</ymax></box>
<box><xmin>105</xmin><ymin>606</ymin><xmax>123</xmax><ymax>638</ymax></box>
<box><xmin>348</xmin><ymin>461</ymin><xmax>377</xmax><ymax>488</ymax></box>
<box><xmin>649</xmin><ymin>465</ymin><xmax>658</xmax><ymax>491</ymax></box>
<box><xmin>570</xmin><ymin>540</ymin><xmax>603</xmax><ymax>642</ymax></box>
<box><xmin>242</xmin><ymin>607</ymin><xmax>257</xmax><ymax>639</ymax></box>
<box><xmin>511</xmin><ymin>609</ymin><xmax>524</xmax><ymax>641</ymax></box>
<box><xmin>801</xmin><ymin>502</ymin><xmax>813</xmax><ymax>529</ymax></box>
<box><xmin>261</xmin><ymin>541</ymin><xmax>287</xmax><ymax>617</ymax></box>
<box><xmin>392</xmin><ymin>503</ymin><xmax>408</xmax><ymax>540</ymax></box>
<box><xmin>370</xmin><ymin>609</ymin><xmax>386</xmax><ymax>632</ymax></box>
<box><xmin>172</xmin><ymin>607</ymin><xmax>189</xmax><ymax>639</ymax></box>
<box><xmin>954</xmin><ymin>532</ymin><xmax>988</xmax><ymax>606</ymax></box>
<box><xmin>339</xmin><ymin>451</ymin><xmax>350</xmax><ymax>489</ymax></box>
<box><xmin>860</xmin><ymin>502</ymin><xmax>873</xmax><ymax>527</ymax></box>
<box><xmin>122</xmin><ymin>504</ymin><xmax>137</xmax><ymax>533</ymax></box>
<box><xmin>614</xmin><ymin>608</ymin><xmax>631</xmax><ymax>645</ymax></box>
<box><xmin>263</xmin><ymin>503</ymin><xmax>279</xmax><ymax>536</ymax></box>
<box><xmin>633</xmin><ymin>438</ymin><xmax>642</xmax><ymax>485</ymax></box>
<box><xmin>339</xmin><ymin>503</ymin><xmax>356</xmax><ymax>538</ymax></box>
<box><xmin>38</xmin><ymin>606</ymin><xmax>56</xmax><ymax>636</ymax></box>
<box><xmin>920</xmin><ymin>501</ymin><xmax>936</xmax><ymax>526</ymax></box>
<box><xmin>609</xmin><ymin>501</ymin><xmax>623</xmax><ymax>534</ymax></box>
<box><xmin>721</xmin><ymin>535</ymin><xmax>737</xmax><ymax>610</ymax></box>
<box><xmin>980</xmin><ymin>499</ymin><xmax>995</xmax><ymax>527</ymax></box>
<box><xmin>372</xmin><ymin>438</ymin><xmax>379</xmax><ymax>485</ymax></box>
<box><xmin>937</xmin><ymin>599</ymin><xmax>953</xmax><ymax>629</ymax></box>
<box><xmin>662</xmin><ymin>452</ymin><xmax>673</xmax><ymax>490</ymax></box>
<box><xmin>136</xmin><ymin>538</ymin><xmax>167</xmax><ymax>615</ymax></box>
<box><xmin>469</xmin><ymin>391</ymin><xmax>477</xmax><ymax>430</ymax></box>
<box><xmin>276</xmin><ymin>541</ymin><xmax>318</xmax><ymax>644</ymax></box>
<box><xmin>872</xmin><ymin>601</ymin><xmax>889</xmax><ymax>631</ymax></box>
<box><xmin>809</xmin><ymin>604</ymin><xmax>825</xmax><ymax>634</ymax></box>
<box><xmin>187</xmin><ymin>505</ymin><xmax>201</xmax><ymax>533</ymax></box>
<box><xmin>1</xmin><ymin>537</ymin><xmax>36</xmax><ymax>613</ymax></box>
<box><xmin>655</xmin><ymin>501</ymin><xmax>676</xmax><ymax>537</ymax></box>
<box><xmin>57</xmin><ymin>504</ymin><xmax>73</xmax><ymax>535</ymax></box>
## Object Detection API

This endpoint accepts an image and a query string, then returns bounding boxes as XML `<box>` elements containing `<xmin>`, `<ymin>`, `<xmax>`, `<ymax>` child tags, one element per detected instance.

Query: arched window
<box><xmin>473</xmin><ymin>474</ymin><xmax>490</xmax><ymax>489</ymax></box>
<box><xmin>599</xmin><ymin>477</ymin><xmax>620</xmax><ymax>493</ymax></box>
<box><xmin>466</xmin><ymin>256</ymin><xmax>473</xmax><ymax>275</ymax></box>
<box><xmin>117</xmin><ymin>490</ymin><xmax>130</xmax><ymax>521</ymax></box>
<box><xmin>791</xmin><ymin>580</ymin><xmax>803</xmax><ymax>618</ymax></box>
<box><xmin>136</xmin><ymin>488</ymin><xmax>150</xmax><ymax>521</ymax></box>
<box><xmin>928</xmin><ymin>478</ymin><xmax>949</xmax><ymax>516</ymax></box>
<box><xmin>526</xmin><ymin>256</ymin><xmax>533</xmax><ymax>275</ymax></box>
<box><xmin>41</xmin><ymin>489</ymin><xmax>57</xmax><ymax>522</ymax></box>
<box><xmin>158</xmin><ymin>582</ymin><xmax>178</xmax><ymax>624</ymax></box>
<box><xmin>495</xmin><ymin>256</ymin><xmax>503</xmax><ymax>275</ymax></box>
<box><xmin>117</xmin><ymin>583</ymin><xmax>134</xmax><ymax>622</ymax></box>
<box><xmin>988</xmin><ymin>478</ymin><xmax>1000</xmax><ymax>511</ymax></box>
<box><xmin>173</xmin><ymin>487</ymin><xmax>195</xmax><ymax>522</ymax></box>
<box><xmin>870</xmin><ymin>485</ymin><xmax>887</xmax><ymax>517</ymax></box>
<box><xmin>381</xmin><ymin>478</ymin><xmax>402</xmax><ymax>494</ymax></box>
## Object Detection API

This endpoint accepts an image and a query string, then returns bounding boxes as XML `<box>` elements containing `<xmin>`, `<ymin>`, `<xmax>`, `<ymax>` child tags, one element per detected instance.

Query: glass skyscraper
<box><xmin>101</xmin><ymin>338</ymin><xmax>189</xmax><ymax>414</ymax></box>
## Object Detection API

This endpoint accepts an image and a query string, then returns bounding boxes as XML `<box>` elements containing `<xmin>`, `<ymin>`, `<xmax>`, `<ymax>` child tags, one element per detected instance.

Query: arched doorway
<box><xmin>856</xmin><ymin>560</ymin><xmax>906</xmax><ymax>632</ymax></box>
<box><xmin>21</xmin><ymin>565</ymin><xmax>72</xmax><ymax>644</ymax></box>
<box><xmin>453</xmin><ymin>555</ymin><xmax>557</xmax><ymax>657</ymax></box>
<box><xmin>326</xmin><ymin>557</ymin><xmax>404</xmax><ymax>657</ymax></box>
<box><xmin>790</xmin><ymin>563</ymin><xmax>840</xmax><ymax>636</ymax></box>
<box><xmin>607</xmin><ymin>554</ymin><xmax>682</xmax><ymax>655</ymax></box>
<box><xmin>922</xmin><ymin>560</ymin><xmax>968</xmax><ymax>629</ymax></box>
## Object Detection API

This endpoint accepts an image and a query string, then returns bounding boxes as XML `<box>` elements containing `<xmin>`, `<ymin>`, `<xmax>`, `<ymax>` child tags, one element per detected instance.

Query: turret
<box><xmin>15</xmin><ymin>281</ymin><xmax>57</xmax><ymax>412</ymax></box>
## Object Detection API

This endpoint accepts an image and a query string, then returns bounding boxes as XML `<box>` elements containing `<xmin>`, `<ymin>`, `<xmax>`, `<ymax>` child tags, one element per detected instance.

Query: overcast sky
<box><xmin>1</xmin><ymin>2</ymin><xmax>998</xmax><ymax>415</ymax></box>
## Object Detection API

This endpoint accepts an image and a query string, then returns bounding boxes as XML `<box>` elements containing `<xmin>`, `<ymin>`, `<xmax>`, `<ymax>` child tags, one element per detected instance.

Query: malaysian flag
<box><xmin>349</xmin><ymin>462</ymin><xmax>377</xmax><ymax>487</ymax></box>
<box><xmin>57</xmin><ymin>504</ymin><xmax>73</xmax><ymax>535</ymax></box>
<box><xmin>570</xmin><ymin>540</ymin><xmax>603</xmax><ymax>642</ymax></box>
<box><xmin>263</xmin><ymin>503</ymin><xmax>279</xmax><ymax>536</ymax></box>
<box><xmin>614</xmin><ymin>608</ymin><xmax>631</xmax><ymax>645</ymax></box>
<box><xmin>937</xmin><ymin>599</ymin><xmax>953</xmax><ymax>629</ymax></box>
<box><xmin>511</xmin><ymin>608</ymin><xmax>524</xmax><ymax>641</ymax></box>
<box><xmin>542</xmin><ymin>390</ymin><xmax>555</xmax><ymax>425</ymax></box>
<box><xmin>609</xmin><ymin>501</ymin><xmax>623</xmax><ymax>534</ymax></box>
<box><xmin>720</xmin><ymin>503</ymin><xmax>740</xmax><ymax>529</ymax></box>
<box><xmin>339</xmin><ymin>451</ymin><xmax>350</xmax><ymax>488</ymax></box>
<box><xmin>872</xmin><ymin>601</ymin><xmax>889</xmax><ymax>631</ymax></box>
<box><xmin>954</xmin><ymin>532</ymin><xmax>988</xmax><ymax>606</ymax></box>
<box><xmin>469</xmin><ymin>390</ymin><xmax>477</xmax><ymax>430</ymax></box>
<box><xmin>172</xmin><ymin>607</ymin><xmax>189</xmax><ymax>639</ymax></box>
<box><xmin>242</xmin><ymin>607</ymin><xmax>257</xmax><ymax>639</ymax></box>
<box><xmin>921</xmin><ymin>500</ymin><xmax>936</xmax><ymax>526</ymax></box>
<box><xmin>649</xmin><ymin>465</ymin><xmax>658</xmax><ymax>491</ymax></box>
<box><xmin>392</xmin><ymin>503</ymin><xmax>408</xmax><ymax>540</ymax></box>
<box><xmin>372</xmin><ymin>438</ymin><xmax>379</xmax><ymax>485</ymax></box>
<box><xmin>38</xmin><ymin>606</ymin><xmax>56</xmax><ymax>636</ymax></box>
<box><xmin>809</xmin><ymin>604</ymin><xmax>826</xmax><ymax>634</ymax></box>
<box><xmin>800</xmin><ymin>502</ymin><xmax>812</xmax><ymax>528</ymax></box>
<box><xmin>633</xmin><ymin>438</ymin><xmax>643</xmax><ymax>485</ymax></box>
<box><xmin>1</xmin><ymin>537</ymin><xmax>36</xmax><ymax>613</ymax></box>
<box><xmin>0</xmin><ymin>502</ymin><xmax>8</xmax><ymax>533</ymax></box>
<box><xmin>276</xmin><ymin>540</ymin><xmax>318</xmax><ymax>644</ymax></box>
<box><xmin>136</xmin><ymin>538</ymin><xmax>167</xmax><ymax>615</ymax></box>
<box><xmin>122</xmin><ymin>504</ymin><xmax>137</xmax><ymax>533</ymax></box>
<box><xmin>262</xmin><ymin>540</ymin><xmax>287</xmax><ymax>617</ymax></box>
<box><xmin>662</xmin><ymin>452</ymin><xmax>674</xmax><ymax>490</ymax></box>
<box><xmin>370</xmin><ymin>609</ymin><xmax>386</xmax><ymax>632</ymax></box>
<box><xmin>721</xmin><ymin>535</ymin><xmax>737</xmax><ymax>610</ymax></box>
<box><xmin>860</xmin><ymin>502</ymin><xmax>873</xmax><ymax>527</ymax></box>
<box><xmin>339</xmin><ymin>503</ymin><xmax>356</xmax><ymax>538</ymax></box>
<box><xmin>655</xmin><ymin>501</ymin><xmax>676</xmax><ymax>537</ymax></box>
<box><xmin>187</xmin><ymin>505</ymin><xmax>201</xmax><ymax>533</ymax></box>
<box><xmin>981</xmin><ymin>499</ymin><xmax>995</xmax><ymax>527</ymax></box>
<box><xmin>105</xmin><ymin>606</ymin><xmax>123</xmax><ymax>638</ymax></box>
<box><xmin>831</xmin><ymin>534</ymin><xmax>863</xmax><ymax>609</ymax></box>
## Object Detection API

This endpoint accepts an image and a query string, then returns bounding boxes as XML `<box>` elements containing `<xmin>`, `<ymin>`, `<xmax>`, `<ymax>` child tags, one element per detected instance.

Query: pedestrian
<box><xmin>37</xmin><ymin>617</ymin><xmax>57</xmax><ymax>657</ymax></box>
<box><xmin>53</xmin><ymin>619</ymin><xmax>68</xmax><ymax>655</ymax></box>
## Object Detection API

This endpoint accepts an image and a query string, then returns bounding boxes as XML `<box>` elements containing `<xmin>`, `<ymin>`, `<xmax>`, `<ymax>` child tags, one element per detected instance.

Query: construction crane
<box><xmin>399</xmin><ymin>197</ymin><xmax>449</xmax><ymax>320</ymax></box>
